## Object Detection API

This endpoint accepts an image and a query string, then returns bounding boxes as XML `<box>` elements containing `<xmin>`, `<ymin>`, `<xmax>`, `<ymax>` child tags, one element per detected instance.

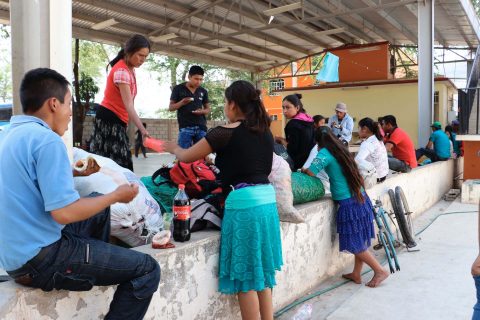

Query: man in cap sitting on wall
<box><xmin>328</xmin><ymin>102</ymin><xmax>354</xmax><ymax>146</ymax></box>
<box><xmin>416</xmin><ymin>121</ymin><xmax>451</xmax><ymax>163</ymax></box>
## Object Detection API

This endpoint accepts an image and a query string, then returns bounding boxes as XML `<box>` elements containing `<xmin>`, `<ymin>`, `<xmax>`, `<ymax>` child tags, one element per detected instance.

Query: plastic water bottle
<box><xmin>292</xmin><ymin>304</ymin><xmax>313</xmax><ymax>320</ymax></box>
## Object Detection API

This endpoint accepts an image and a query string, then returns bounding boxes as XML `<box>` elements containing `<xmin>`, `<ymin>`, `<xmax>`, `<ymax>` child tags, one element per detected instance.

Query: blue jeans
<box><xmin>178</xmin><ymin>126</ymin><xmax>206</xmax><ymax>149</ymax></box>
<box><xmin>7</xmin><ymin>201</ymin><xmax>160</xmax><ymax>320</ymax></box>
<box><xmin>473</xmin><ymin>275</ymin><xmax>480</xmax><ymax>319</ymax></box>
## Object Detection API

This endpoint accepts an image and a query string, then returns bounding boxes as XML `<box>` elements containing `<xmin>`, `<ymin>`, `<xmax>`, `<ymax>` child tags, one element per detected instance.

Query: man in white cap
<box><xmin>328</xmin><ymin>102</ymin><xmax>354</xmax><ymax>145</ymax></box>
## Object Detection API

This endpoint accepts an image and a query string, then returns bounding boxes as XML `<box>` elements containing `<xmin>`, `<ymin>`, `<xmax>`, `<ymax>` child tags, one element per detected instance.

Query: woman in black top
<box><xmin>276</xmin><ymin>93</ymin><xmax>315</xmax><ymax>170</ymax></box>
<box><xmin>165</xmin><ymin>80</ymin><xmax>283</xmax><ymax>320</ymax></box>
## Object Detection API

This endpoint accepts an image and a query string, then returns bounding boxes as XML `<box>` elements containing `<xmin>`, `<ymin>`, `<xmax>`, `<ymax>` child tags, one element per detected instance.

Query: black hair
<box><xmin>107</xmin><ymin>34</ymin><xmax>151</xmax><ymax>70</ymax></box>
<box><xmin>382</xmin><ymin>115</ymin><xmax>397</xmax><ymax>127</ymax></box>
<box><xmin>189</xmin><ymin>65</ymin><xmax>204</xmax><ymax>76</ymax></box>
<box><xmin>359</xmin><ymin>117</ymin><xmax>382</xmax><ymax>140</ymax></box>
<box><xmin>225</xmin><ymin>80</ymin><xmax>271</xmax><ymax>133</ymax></box>
<box><xmin>315</xmin><ymin>126</ymin><xmax>365</xmax><ymax>202</ymax></box>
<box><xmin>445</xmin><ymin>125</ymin><xmax>455</xmax><ymax>144</ymax></box>
<box><xmin>283</xmin><ymin>93</ymin><xmax>307</xmax><ymax>114</ymax></box>
<box><xmin>20</xmin><ymin>68</ymin><xmax>70</xmax><ymax>114</ymax></box>
<box><xmin>313</xmin><ymin>115</ymin><xmax>325</xmax><ymax>125</ymax></box>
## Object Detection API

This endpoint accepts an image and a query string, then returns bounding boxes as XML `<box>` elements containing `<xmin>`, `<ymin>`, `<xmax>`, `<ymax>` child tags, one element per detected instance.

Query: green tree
<box><xmin>473</xmin><ymin>0</ymin><xmax>480</xmax><ymax>15</ymax></box>
<box><xmin>0</xmin><ymin>64</ymin><xmax>12</xmax><ymax>102</ymax></box>
<box><xmin>71</xmin><ymin>39</ymin><xmax>118</xmax><ymax>81</ymax></box>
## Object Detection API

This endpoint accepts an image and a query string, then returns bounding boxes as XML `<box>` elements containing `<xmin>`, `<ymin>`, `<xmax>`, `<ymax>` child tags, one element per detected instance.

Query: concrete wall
<box><xmin>281</xmin><ymin>81</ymin><xmax>454</xmax><ymax>147</ymax></box>
<box><xmin>0</xmin><ymin>160</ymin><xmax>455</xmax><ymax>319</ymax></box>
<box><xmin>81</xmin><ymin>117</ymin><xmax>228</xmax><ymax>146</ymax></box>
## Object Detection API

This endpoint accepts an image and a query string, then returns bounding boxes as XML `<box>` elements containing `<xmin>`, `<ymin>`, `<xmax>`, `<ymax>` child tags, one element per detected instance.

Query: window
<box><xmin>269</xmin><ymin>79</ymin><xmax>285</xmax><ymax>96</ymax></box>
<box><xmin>270</xmin><ymin>114</ymin><xmax>278</xmax><ymax>121</ymax></box>
<box><xmin>433</xmin><ymin>91</ymin><xmax>439</xmax><ymax>122</ymax></box>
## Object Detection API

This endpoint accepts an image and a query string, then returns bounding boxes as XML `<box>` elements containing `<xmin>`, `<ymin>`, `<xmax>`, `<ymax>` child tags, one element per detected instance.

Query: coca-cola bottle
<box><xmin>173</xmin><ymin>184</ymin><xmax>191</xmax><ymax>242</ymax></box>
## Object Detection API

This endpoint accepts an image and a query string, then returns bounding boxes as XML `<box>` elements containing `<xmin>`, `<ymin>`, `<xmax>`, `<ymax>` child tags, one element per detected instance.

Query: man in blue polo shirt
<box><xmin>416</xmin><ymin>121</ymin><xmax>451</xmax><ymax>163</ymax></box>
<box><xmin>0</xmin><ymin>68</ymin><xmax>160</xmax><ymax>319</ymax></box>
<box><xmin>169</xmin><ymin>65</ymin><xmax>210</xmax><ymax>148</ymax></box>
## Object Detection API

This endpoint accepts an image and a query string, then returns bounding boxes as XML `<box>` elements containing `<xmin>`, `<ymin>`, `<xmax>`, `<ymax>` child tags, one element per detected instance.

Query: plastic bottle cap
<box><xmin>178</xmin><ymin>184</ymin><xmax>185</xmax><ymax>189</ymax></box>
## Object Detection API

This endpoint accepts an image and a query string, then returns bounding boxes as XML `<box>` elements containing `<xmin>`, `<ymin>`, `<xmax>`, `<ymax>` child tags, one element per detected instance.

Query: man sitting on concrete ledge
<box><xmin>381</xmin><ymin>115</ymin><xmax>418</xmax><ymax>173</ymax></box>
<box><xmin>0</xmin><ymin>68</ymin><xmax>160</xmax><ymax>320</ymax></box>
<box><xmin>416</xmin><ymin>121</ymin><xmax>451</xmax><ymax>164</ymax></box>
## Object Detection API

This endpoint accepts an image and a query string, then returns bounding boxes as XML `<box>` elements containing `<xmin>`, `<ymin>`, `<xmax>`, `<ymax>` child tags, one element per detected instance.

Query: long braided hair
<box><xmin>315</xmin><ymin>126</ymin><xmax>365</xmax><ymax>202</ymax></box>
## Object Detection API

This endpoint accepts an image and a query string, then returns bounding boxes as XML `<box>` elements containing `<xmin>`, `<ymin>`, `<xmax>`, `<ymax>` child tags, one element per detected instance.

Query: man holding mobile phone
<box><xmin>169</xmin><ymin>65</ymin><xmax>211</xmax><ymax>148</ymax></box>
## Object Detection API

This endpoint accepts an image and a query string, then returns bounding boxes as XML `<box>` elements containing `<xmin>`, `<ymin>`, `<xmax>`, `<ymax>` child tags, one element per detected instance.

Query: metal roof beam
<box><xmin>437</xmin><ymin>0</ymin><xmax>476</xmax><ymax>48</ymax></box>
<box><xmin>304</xmin><ymin>1</ymin><xmax>376</xmax><ymax>44</ymax></box>
<box><xmin>148</xmin><ymin>0</ymin><xmax>224</xmax><ymax>37</ymax></box>
<box><xmin>180</xmin><ymin>0</ymin><xmax>418</xmax><ymax>47</ymax></box>
<box><xmin>359</xmin><ymin>0</ymin><xmax>418</xmax><ymax>43</ymax></box>
<box><xmin>404</xmin><ymin>3</ymin><xmax>448</xmax><ymax>47</ymax></box>
<box><xmin>144</xmin><ymin>0</ymin><xmax>311</xmax><ymax>55</ymax></box>
<box><xmin>313</xmin><ymin>0</ymin><xmax>395</xmax><ymax>43</ymax></box>
<box><xmin>73</xmin><ymin>11</ymin><xmax>266</xmax><ymax>64</ymax></box>
<box><xmin>75</xmin><ymin>0</ymin><xmax>295</xmax><ymax>61</ymax></box>
<box><xmin>219</xmin><ymin>0</ymin><xmax>331</xmax><ymax>49</ymax></box>
<box><xmin>72</xmin><ymin>26</ymin><xmax>256</xmax><ymax>71</ymax></box>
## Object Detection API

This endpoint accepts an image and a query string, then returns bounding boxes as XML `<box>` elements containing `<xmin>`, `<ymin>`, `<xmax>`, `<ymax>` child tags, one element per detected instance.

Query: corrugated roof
<box><xmin>0</xmin><ymin>0</ymin><xmax>479</xmax><ymax>71</ymax></box>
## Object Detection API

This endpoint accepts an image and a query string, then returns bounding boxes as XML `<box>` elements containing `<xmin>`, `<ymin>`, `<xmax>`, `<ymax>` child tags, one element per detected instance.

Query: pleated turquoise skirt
<box><xmin>218</xmin><ymin>184</ymin><xmax>283</xmax><ymax>294</ymax></box>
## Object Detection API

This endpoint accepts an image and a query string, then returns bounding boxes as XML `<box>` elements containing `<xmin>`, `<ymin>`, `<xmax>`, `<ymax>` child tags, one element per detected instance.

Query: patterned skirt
<box><xmin>218</xmin><ymin>184</ymin><xmax>283</xmax><ymax>294</ymax></box>
<box><xmin>336</xmin><ymin>193</ymin><xmax>375</xmax><ymax>254</ymax></box>
<box><xmin>90</xmin><ymin>116</ymin><xmax>133</xmax><ymax>171</ymax></box>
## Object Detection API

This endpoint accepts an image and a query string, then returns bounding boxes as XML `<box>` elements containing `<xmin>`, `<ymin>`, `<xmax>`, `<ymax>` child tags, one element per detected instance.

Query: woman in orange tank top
<box><xmin>90</xmin><ymin>34</ymin><xmax>150</xmax><ymax>171</ymax></box>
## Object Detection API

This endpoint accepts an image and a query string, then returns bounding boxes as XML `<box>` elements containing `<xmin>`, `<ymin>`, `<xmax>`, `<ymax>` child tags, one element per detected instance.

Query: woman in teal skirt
<box><xmin>165</xmin><ymin>80</ymin><xmax>283</xmax><ymax>319</ymax></box>
<box><xmin>305</xmin><ymin>127</ymin><xmax>389</xmax><ymax>288</ymax></box>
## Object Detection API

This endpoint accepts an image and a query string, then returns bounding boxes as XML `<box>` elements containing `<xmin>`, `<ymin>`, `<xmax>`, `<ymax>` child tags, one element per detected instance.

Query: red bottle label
<box><xmin>173</xmin><ymin>206</ymin><xmax>191</xmax><ymax>221</ymax></box>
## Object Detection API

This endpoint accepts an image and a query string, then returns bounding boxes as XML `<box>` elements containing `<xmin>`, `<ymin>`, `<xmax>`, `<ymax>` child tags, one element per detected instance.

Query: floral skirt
<box><xmin>90</xmin><ymin>117</ymin><xmax>133</xmax><ymax>171</ymax></box>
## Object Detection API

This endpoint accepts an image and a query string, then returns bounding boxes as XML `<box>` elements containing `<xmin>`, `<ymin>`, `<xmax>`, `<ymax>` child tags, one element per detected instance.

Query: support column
<box><xmin>10</xmin><ymin>0</ymin><xmax>73</xmax><ymax>156</ymax></box>
<box><xmin>417</xmin><ymin>0</ymin><xmax>434</xmax><ymax>147</ymax></box>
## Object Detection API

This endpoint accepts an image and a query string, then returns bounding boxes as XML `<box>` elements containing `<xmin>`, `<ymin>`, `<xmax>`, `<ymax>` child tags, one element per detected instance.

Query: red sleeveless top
<box><xmin>101</xmin><ymin>59</ymin><xmax>137</xmax><ymax>124</ymax></box>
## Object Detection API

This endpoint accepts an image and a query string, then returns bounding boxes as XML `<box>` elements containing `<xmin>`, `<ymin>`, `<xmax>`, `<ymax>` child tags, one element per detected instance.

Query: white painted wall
<box><xmin>0</xmin><ymin>160</ymin><xmax>455</xmax><ymax>319</ymax></box>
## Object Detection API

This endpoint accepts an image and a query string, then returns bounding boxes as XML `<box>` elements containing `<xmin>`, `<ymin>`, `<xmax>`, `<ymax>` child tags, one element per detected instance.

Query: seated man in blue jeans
<box><xmin>169</xmin><ymin>65</ymin><xmax>210</xmax><ymax>148</ymax></box>
<box><xmin>416</xmin><ymin>121</ymin><xmax>451</xmax><ymax>163</ymax></box>
<box><xmin>0</xmin><ymin>68</ymin><xmax>160</xmax><ymax>320</ymax></box>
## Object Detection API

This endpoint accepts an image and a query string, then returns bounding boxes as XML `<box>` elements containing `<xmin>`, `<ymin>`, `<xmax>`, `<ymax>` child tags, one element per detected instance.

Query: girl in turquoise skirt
<box><xmin>305</xmin><ymin>127</ymin><xmax>388</xmax><ymax>288</ymax></box>
<box><xmin>165</xmin><ymin>80</ymin><xmax>283</xmax><ymax>319</ymax></box>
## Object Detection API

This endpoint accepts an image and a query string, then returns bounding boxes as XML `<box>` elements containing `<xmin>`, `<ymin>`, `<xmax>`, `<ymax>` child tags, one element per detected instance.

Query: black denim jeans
<box><xmin>416</xmin><ymin>148</ymin><xmax>448</xmax><ymax>163</ymax></box>
<box><xmin>8</xmin><ymin>203</ymin><xmax>160</xmax><ymax>320</ymax></box>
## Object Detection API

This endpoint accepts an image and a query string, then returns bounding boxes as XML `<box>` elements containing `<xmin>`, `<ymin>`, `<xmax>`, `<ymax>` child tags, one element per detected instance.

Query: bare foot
<box><xmin>366</xmin><ymin>270</ymin><xmax>389</xmax><ymax>288</ymax></box>
<box><xmin>342</xmin><ymin>273</ymin><xmax>362</xmax><ymax>284</ymax></box>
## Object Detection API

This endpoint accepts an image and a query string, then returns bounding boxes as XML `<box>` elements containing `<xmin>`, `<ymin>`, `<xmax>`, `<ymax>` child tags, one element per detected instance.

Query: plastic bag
<box><xmin>291</xmin><ymin>172</ymin><xmax>325</xmax><ymax>205</ymax></box>
<box><xmin>72</xmin><ymin>148</ymin><xmax>163</xmax><ymax>247</ymax></box>
<box><xmin>269</xmin><ymin>153</ymin><xmax>305</xmax><ymax>223</ymax></box>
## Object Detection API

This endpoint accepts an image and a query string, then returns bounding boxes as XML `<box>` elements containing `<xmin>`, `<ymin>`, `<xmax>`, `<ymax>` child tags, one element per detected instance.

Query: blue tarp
<box><xmin>316</xmin><ymin>52</ymin><xmax>339</xmax><ymax>82</ymax></box>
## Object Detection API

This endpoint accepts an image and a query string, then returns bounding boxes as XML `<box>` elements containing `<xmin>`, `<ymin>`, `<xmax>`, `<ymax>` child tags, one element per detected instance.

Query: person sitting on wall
<box><xmin>416</xmin><ymin>121</ymin><xmax>451</xmax><ymax>163</ymax></box>
<box><xmin>313</xmin><ymin>114</ymin><xmax>326</xmax><ymax>128</ymax></box>
<box><xmin>355</xmin><ymin>117</ymin><xmax>389</xmax><ymax>184</ymax></box>
<box><xmin>381</xmin><ymin>115</ymin><xmax>418</xmax><ymax>173</ymax></box>
<box><xmin>275</xmin><ymin>93</ymin><xmax>315</xmax><ymax>170</ymax></box>
<box><xmin>327</xmin><ymin>102</ymin><xmax>354</xmax><ymax>146</ymax></box>
<box><xmin>0</xmin><ymin>68</ymin><xmax>160</xmax><ymax>320</ymax></box>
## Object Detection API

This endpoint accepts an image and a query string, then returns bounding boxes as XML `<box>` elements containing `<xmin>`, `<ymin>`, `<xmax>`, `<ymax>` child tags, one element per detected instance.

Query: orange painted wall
<box><xmin>462</xmin><ymin>141</ymin><xmax>480</xmax><ymax>179</ymax></box>
<box><xmin>330</xmin><ymin>42</ymin><xmax>391</xmax><ymax>82</ymax></box>
<box><xmin>262</xmin><ymin>42</ymin><xmax>391</xmax><ymax>123</ymax></box>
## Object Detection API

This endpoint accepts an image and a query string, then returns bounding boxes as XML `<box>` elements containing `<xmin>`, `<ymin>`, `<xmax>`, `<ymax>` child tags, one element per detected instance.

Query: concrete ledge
<box><xmin>462</xmin><ymin>179</ymin><xmax>480</xmax><ymax>204</ymax></box>
<box><xmin>0</xmin><ymin>160</ymin><xmax>455</xmax><ymax>320</ymax></box>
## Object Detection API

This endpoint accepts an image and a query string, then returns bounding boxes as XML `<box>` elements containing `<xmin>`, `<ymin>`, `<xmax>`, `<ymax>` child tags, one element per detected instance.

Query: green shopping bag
<box><xmin>140</xmin><ymin>176</ymin><xmax>178</xmax><ymax>213</ymax></box>
<box><xmin>291</xmin><ymin>172</ymin><xmax>325</xmax><ymax>205</ymax></box>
